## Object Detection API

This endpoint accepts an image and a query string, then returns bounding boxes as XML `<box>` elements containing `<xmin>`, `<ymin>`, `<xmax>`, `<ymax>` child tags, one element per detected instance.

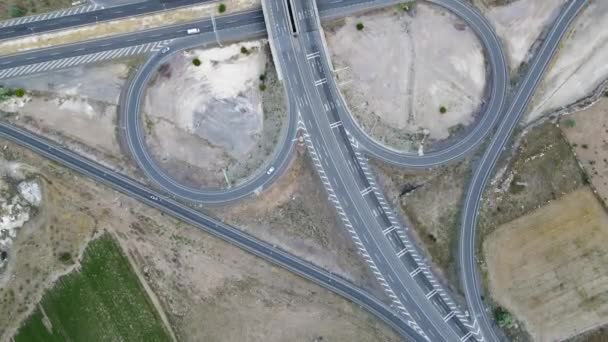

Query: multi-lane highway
<box><xmin>0</xmin><ymin>0</ymin><xmax>590</xmax><ymax>341</ymax></box>
<box><xmin>0</xmin><ymin>0</ymin><xmax>214</xmax><ymax>41</ymax></box>
<box><xmin>0</xmin><ymin>121</ymin><xmax>425</xmax><ymax>342</ymax></box>
<box><xmin>263</xmin><ymin>0</ymin><xmax>484</xmax><ymax>340</ymax></box>
<box><xmin>458</xmin><ymin>1</ymin><xmax>588</xmax><ymax>341</ymax></box>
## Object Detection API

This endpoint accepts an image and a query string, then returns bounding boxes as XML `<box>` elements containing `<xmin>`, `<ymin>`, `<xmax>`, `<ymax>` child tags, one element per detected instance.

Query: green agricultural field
<box><xmin>14</xmin><ymin>234</ymin><xmax>171</xmax><ymax>342</ymax></box>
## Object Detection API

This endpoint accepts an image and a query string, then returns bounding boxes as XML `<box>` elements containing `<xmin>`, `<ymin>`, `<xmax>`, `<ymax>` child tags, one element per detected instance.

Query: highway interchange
<box><xmin>0</xmin><ymin>0</ymin><xmax>589</xmax><ymax>340</ymax></box>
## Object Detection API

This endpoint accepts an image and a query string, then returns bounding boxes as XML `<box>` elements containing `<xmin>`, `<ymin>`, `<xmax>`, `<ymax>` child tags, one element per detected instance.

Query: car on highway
<box><xmin>266</xmin><ymin>166</ymin><xmax>275</xmax><ymax>175</ymax></box>
<box><xmin>186</xmin><ymin>28</ymin><xmax>200</xmax><ymax>35</ymax></box>
<box><xmin>149</xmin><ymin>195</ymin><xmax>160</xmax><ymax>201</ymax></box>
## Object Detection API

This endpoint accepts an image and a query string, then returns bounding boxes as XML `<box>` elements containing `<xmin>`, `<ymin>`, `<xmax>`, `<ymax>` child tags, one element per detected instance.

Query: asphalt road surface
<box><xmin>0</xmin><ymin>0</ymin><xmax>214</xmax><ymax>41</ymax></box>
<box><xmin>0</xmin><ymin>120</ymin><xmax>425</xmax><ymax>342</ymax></box>
<box><xmin>458</xmin><ymin>1</ymin><xmax>588</xmax><ymax>341</ymax></box>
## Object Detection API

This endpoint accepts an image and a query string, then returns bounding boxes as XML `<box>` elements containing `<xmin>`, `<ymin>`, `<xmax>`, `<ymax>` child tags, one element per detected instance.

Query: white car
<box><xmin>149</xmin><ymin>195</ymin><xmax>159</xmax><ymax>201</ymax></box>
<box><xmin>161</xmin><ymin>47</ymin><xmax>170</xmax><ymax>54</ymax></box>
<box><xmin>266</xmin><ymin>166</ymin><xmax>275</xmax><ymax>175</ymax></box>
<box><xmin>186</xmin><ymin>28</ymin><xmax>200</xmax><ymax>35</ymax></box>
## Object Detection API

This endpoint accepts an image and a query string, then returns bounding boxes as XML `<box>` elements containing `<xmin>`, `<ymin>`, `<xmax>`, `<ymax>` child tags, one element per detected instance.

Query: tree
<box><xmin>494</xmin><ymin>307</ymin><xmax>513</xmax><ymax>328</ymax></box>
<box><xmin>259</xmin><ymin>84</ymin><xmax>267</xmax><ymax>91</ymax></box>
<box><xmin>259</xmin><ymin>73</ymin><xmax>266</xmax><ymax>82</ymax></box>
<box><xmin>439</xmin><ymin>105</ymin><xmax>447</xmax><ymax>114</ymax></box>
<box><xmin>218</xmin><ymin>3</ymin><xmax>226</xmax><ymax>13</ymax></box>
<box><xmin>14</xmin><ymin>88</ymin><xmax>25</xmax><ymax>97</ymax></box>
<box><xmin>192</xmin><ymin>58</ymin><xmax>201</xmax><ymax>66</ymax></box>
<box><xmin>8</xmin><ymin>5</ymin><xmax>26</xmax><ymax>18</ymax></box>
<box><xmin>240</xmin><ymin>46</ymin><xmax>249</xmax><ymax>54</ymax></box>
<box><xmin>356</xmin><ymin>22</ymin><xmax>364</xmax><ymax>31</ymax></box>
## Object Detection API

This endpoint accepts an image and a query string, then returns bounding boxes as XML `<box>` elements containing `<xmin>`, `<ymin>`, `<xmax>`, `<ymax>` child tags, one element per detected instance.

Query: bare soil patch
<box><xmin>324</xmin><ymin>3</ymin><xmax>485</xmax><ymax>152</ymax></box>
<box><xmin>0</xmin><ymin>140</ymin><xmax>402</xmax><ymax>342</ymax></box>
<box><xmin>475</xmin><ymin>122</ymin><xmax>586</xmax><ymax>340</ymax></box>
<box><xmin>484</xmin><ymin>187</ymin><xmax>608</xmax><ymax>342</ymax></box>
<box><xmin>561</xmin><ymin>97</ymin><xmax>608</xmax><ymax>207</ymax></box>
<box><xmin>473</xmin><ymin>0</ymin><xmax>562</xmax><ymax>71</ymax></box>
<box><xmin>529</xmin><ymin>1</ymin><xmax>608</xmax><ymax>122</ymax></box>
<box><xmin>0</xmin><ymin>60</ymin><xmax>144</xmax><ymax>179</ymax></box>
<box><xmin>143</xmin><ymin>42</ymin><xmax>286</xmax><ymax>189</ymax></box>
<box><xmin>371</xmin><ymin>158</ymin><xmax>471</xmax><ymax>287</ymax></box>
<box><xmin>209</xmin><ymin>149</ymin><xmax>386</xmax><ymax>299</ymax></box>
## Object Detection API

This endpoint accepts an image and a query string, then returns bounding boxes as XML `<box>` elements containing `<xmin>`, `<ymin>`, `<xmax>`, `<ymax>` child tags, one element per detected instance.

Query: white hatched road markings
<box><xmin>0</xmin><ymin>41</ymin><xmax>171</xmax><ymax>80</ymax></box>
<box><xmin>343</xmin><ymin>130</ymin><xmax>484</xmax><ymax>342</ymax></box>
<box><xmin>296</xmin><ymin>116</ymin><xmax>430</xmax><ymax>341</ymax></box>
<box><xmin>0</xmin><ymin>4</ymin><xmax>102</xmax><ymax>29</ymax></box>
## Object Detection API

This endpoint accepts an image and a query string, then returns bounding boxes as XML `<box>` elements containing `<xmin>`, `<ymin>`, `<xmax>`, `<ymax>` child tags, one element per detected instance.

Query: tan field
<box><xmin>484</xmin><ymin>187</ymin><xmax>608</xmax><ymax>341</ymax></box>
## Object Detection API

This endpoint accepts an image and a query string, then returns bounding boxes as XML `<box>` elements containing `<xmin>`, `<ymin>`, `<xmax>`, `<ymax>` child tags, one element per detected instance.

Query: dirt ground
<box><xmin>484</xmin><ymin>187</ymin><xmax>608</xmax><ymax>341</ymax></box>
<box><xmin>0</xmin><ymin>60</ymin><xmax>144</xmax><ymax>179</ymax></box>
<box><xmin>0</xmin><ymin>0</ymin><xmax>259</xmax><ymax>55</ymax></box>
<box><xmin>209</xmin><ymin>149</ymin><xmax>385</xmax><ymax>298</ymax></box>
<box><xmin>560</xmin><ymin>97</ymin><xmax>608</xmax><ymax>207</ymax></box>
<box><xmin>324</xmin><ymin>3</ymin><xmax>485</xmax><ymax>152</ymax></box>
<box><xmin>530</xmin><ymin>1</ymin><xmax>608</xmax><ymax>123</ymax></box>
<box><xmin>473</xmin><ymin>0</ymin><xmax>562</xmax><ymax>71</ymax></box>
<box><xmin>143</xmin><ymin>41</ymin><xmax>286</xmax><ymax>189</ymax></box>
<box><xmin>371</xmin><ymin>158</ymin><xmax>471</xmax><ymax>287</ymax></box>
<box><xmin>0</xmin><ymin>140</ymin><xmax>402</xmax><ymax>342</ymax></box>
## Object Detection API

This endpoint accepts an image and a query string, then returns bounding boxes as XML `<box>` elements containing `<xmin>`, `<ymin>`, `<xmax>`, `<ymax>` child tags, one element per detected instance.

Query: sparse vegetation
<box><xmin>563</xmin><ymin>118</ymin><xmax>576</xmax><ymax>128</ymax></box>
<box><xmin>439</xmin><ymin>106</ymin><xmax>447</xmax><ymax>114</ymax></box>
<box><xmin>218</xmin><ymin>3</ymin><xmax>226</xmax><ymax>13</ymax></box>
<box><xmin>14</xmin><ymin>234</ymin><xmax>170</xmax><ymax>341</ymax></box>
<box><xmin>14</xmin><ymin>88</ymin><xmax>25</xmax><ymax>97</ymax></box>
<box><xmin>399</xmin><ymin>1</ymin><xmax>415</xmax><ymax>11</ymax></box>
<box><xmin>356</xmin><ymin>22</ymin><xmax>364</xmax><ymax>31</ymax></box>
<box><xmin>58</xmin><ymin>251</ymin><xmax>73</xmax><ymax>264</ymax></box>
<box><xmin>192</xmin><ymin>58</ymin><xmax>201</xmax><ymax>66</ymax></box>
<box><xmin>494</xmin><ymin>307</ymin><xmax>514</xmax><ymax>328</ymax></box>
<box><xmin>8</xmin><ymin>4</ymin><xmax>26</xmax><ymax>18</ymax></box>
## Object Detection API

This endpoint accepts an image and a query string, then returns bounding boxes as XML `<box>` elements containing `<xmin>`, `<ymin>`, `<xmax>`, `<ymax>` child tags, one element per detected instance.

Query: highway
<box><xmin>262</xmin><ymin>0</ymin><xmax>484</xmax><ymax>340</ymax></box>
<box><xmin>0</xmin><ymin>120</ymin><xmax>425</xmax><ymax>342</ymax></box>
<box><xmin>0</xmin><ymin>0</ymin><xmax>589</xmax><ymax>340</ymax></box>
<box><xmin>0</xmin><ymin>0</ymin><xmax>215</xmax><ymax>41</ymax></box>
<box><xmin>458</xmin><ymin>1</ymin><xmax>588</xmax><ymax>341</ymax></box>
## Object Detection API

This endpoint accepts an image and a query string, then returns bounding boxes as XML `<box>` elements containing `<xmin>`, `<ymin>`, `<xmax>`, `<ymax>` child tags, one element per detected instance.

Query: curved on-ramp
<box><xmin>118</xmin><ymin>33</ymin><xmax>298</xmax><ymax>204</ymax></box>
<box><xmin>459</xmin><ymin>1</ymin><xmax>588</xmax><ymax>342</ymax></box>
<box><xmin>327</xmin><ymin>0</ymin><xmax>508</xmax><ymax>168</ymax></box>
<box><xmin>0</xmin><ymin>121</ymin><xmax>425</xmax><ymax>342</ymax></box>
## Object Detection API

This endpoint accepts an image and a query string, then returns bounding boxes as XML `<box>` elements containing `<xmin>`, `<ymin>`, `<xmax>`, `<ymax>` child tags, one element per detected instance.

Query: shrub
<box><xmin>259</xmin><ymin>84</ymin><xmax>266</xmax><ymax>91</ymax></box>
<box><xmin>356</xmin><ymin>22</ymin><xmax>364</xmax><ymax>31</ymax></box>
<box><xmin>218</xmin><ymin>3</ymin><xmax>226</xmax><ymax>13</ymax></box>
<box><xmin>494</xmin><ymin>307</ymin><xmax>514</xmax><ymax>328</ymax></box>
<box><xmin>8</xmin><ymin>5</ymin><xmax>26</xmax><ymax>18</ymax></box>
<box><xmin>192</xmin><ymin>58</ymin><xmax>201</xmax><ymax>66</ymax></box>
<box><xmin>14</xmin><ymin>88</ymin><xmax>25</xmax><ymax>97</ymax></box>
<box><xmin>439</xmin><ymin>106</ymin><xmax>447</xmax><ymax>114</ymax></box>
<box><xmin>564</xmin><ymin>118</ymin><xmax>576</xmax><ymax>128</ymax></box>
<box><xmin>58</xmin><ymin>252</ymin><xmax>73</xmax><ymax>264</ymax></box>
